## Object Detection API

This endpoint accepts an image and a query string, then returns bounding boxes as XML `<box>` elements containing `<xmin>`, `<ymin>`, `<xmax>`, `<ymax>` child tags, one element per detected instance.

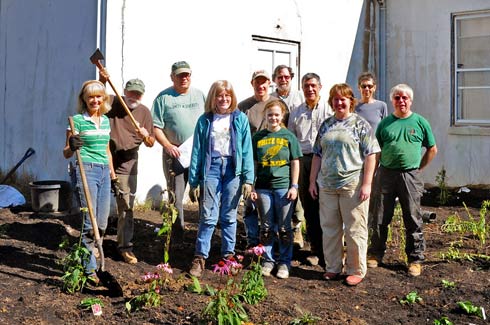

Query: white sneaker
<box><xmin>262</xmin><ymin>262</ymin><xmax>274</xmax><ymax>277</ymax></box>
<box><xmin>276</xmin><ymin>264</ymin><xmax>289</xmax><ymax>279</ymax></box>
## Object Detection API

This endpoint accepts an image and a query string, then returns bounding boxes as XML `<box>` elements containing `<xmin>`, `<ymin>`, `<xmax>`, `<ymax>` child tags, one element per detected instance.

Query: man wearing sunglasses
<box><xmin>355</xmin><ymin>72</ymin><xmax>388</xmax><ymax>269</ymax></box>
<box><xmin>367</xmin><ymin>83</ymin><xmax>437</xmax><ymax>277</ymax></box>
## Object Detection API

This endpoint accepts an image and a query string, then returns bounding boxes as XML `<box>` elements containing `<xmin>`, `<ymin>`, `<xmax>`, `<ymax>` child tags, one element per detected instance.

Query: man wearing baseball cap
<box><xmin>104</xmin><ymin>77</ymin><xmax>155</xmax><ymax>264</ymax></box>
<box><xmin>152</xmin><ymin>61</ymin><xmax>205</xmax><ymax>244</ymax></box>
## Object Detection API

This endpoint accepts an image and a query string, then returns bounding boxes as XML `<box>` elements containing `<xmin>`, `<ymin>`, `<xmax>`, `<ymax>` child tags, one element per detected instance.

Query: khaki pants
<box><xmin>116</xmin><ymin>174</ymin><xmax>137</xmax><ymax>252</ymax></box>
<box><xmin>319</xmin><ymin>180</ymin><xmax>369</xmax><ymax>277</ymax></box>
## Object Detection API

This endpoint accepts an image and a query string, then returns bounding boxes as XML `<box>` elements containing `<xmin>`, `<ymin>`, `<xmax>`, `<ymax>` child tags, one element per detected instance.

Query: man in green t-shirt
<box><xmin>368</xmin><ymin>84</ymin><xmax>437</xmax><ymax>277</ymax></box>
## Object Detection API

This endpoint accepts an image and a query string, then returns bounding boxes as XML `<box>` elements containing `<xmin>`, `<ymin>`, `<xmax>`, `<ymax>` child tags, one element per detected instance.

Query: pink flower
<box><xmin>142</xmin><ymin>272</ymin><xmax>159</xmax><ymax>282</ymax></box>
<box><xmin>253</xmin><ymin>244</ymin><xmax>266</xmax><ymax>256</ymax></box>
<box><xmin>212</xmin><ymin>260</ymin><xmax>230</xmax><ymax>276</ymax></box>
<box><xmin>224</xmin><ymin>256</ymin><xmax>243</xmax><ymax>270</ymax></box>
<box><xmin>235</xmin><ymin>255</ymin><xmax>244</xmax><ymax>262</ymax></box>
<box><xmin>157</xmin><ymin>263</ymin><xmax>173</xmax><ymax>274</ymax></box>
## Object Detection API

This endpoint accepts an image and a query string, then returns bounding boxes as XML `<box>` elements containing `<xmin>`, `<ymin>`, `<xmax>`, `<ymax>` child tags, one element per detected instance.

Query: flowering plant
<box><xmin>239</xmin><ymin>244</ymin><xmax>268</xmax><ymax>304</ymax></box>
<box><xmin>125</xmin><ymin>263</ymin><xmax>174</xmax><ymax>313</ymax></box>
<box><xmin>201</xmin><ymin>257</ymin><xmax>248</xmax><ymax>324</ymax></box>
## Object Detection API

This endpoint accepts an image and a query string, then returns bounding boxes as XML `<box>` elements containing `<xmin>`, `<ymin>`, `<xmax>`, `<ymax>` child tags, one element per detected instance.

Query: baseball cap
<box><xmin>125</xmin><ymin>78</ymin><xmax>145</xmax><ymax>94</ymax></box>
<box><xmin>171</xmin><ymin>61</ymin><xmax>192</xmax><ymax>75</ymax></box>
<box><xmin>251</xmin><ymin>69</ymin><xmax>271</xmax><ymax>81</ymax></box>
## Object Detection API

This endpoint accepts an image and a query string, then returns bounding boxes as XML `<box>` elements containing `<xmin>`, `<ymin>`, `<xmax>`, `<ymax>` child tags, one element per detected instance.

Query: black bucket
<box><xmin>30</xmin><ymin>180</ymin><xmax>71</xmax><ymax>212</ymax></box>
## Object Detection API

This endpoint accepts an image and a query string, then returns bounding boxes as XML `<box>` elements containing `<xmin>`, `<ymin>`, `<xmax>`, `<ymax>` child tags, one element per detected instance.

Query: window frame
<box><xmin>451</xmin><ymin>9</ymin><xmax>490</xmax><ymax>127</ymax></box>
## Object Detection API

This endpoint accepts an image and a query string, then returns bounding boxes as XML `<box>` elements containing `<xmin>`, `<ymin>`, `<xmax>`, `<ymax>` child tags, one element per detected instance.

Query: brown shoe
<box><xmin>408</xmin><ymin>263</ymin><xmax>422</xmax><ymax>277</ymax></box>
<box><xmin>189</xmin><ymin>256</ymin><xmax>205</xmax><ymax>278</ymax></box>
<box><xmin>121</xmin><ymin>251</ymin><xmax>138</xmax><ymax>264</ymax></box>
<box><xmin>367</xmin><ymin>256</ymin><xmax>381</xmax><ymax>268</ymax></box>
<box><xmin>306</xmin><ymin>255</ymin><xmax>319</xmax><ymax>266</ymax></box>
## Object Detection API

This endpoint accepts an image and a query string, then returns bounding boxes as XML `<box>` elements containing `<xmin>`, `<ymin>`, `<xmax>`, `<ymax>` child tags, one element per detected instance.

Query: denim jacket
<box><xmin>189</xmin><ymin>110</ymin><xmax>254</xmax><ymax>187</ymax></box>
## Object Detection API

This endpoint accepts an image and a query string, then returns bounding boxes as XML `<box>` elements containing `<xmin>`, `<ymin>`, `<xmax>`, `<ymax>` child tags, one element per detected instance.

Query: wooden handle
<box><xmin>68</xmin><ymin>117</ymin><xmax>105</xmax><ymax>270</ymax></box>
<box><xmin>93</xmin><ymin>61</ymin><xmax>140</xmax><ymax>130</ymax></box>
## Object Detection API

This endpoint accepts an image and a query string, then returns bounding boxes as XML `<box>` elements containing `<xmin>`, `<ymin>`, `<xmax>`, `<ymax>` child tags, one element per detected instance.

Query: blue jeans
<box><xmin>195</xmin><ymin>157</ymin><xmax>241</xmax><ymax>259</ymax></box>
<box><xmin>73</xmin><ymin>163</ymin><xmax>111</xmax><ymax>275</ymax></box>
<box><xmin>256</xmin><ymin>188</ymin><xmax>294</xmax><ymax>266</ymax></box>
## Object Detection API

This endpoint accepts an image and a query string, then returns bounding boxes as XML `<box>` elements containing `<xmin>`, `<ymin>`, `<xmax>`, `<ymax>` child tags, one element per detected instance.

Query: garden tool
<box><xmin>68</xmin><ymin>117</ymin><xmax>123</xmax><ymax>297</ymax></box>
<box><xmin>90</xmin><ymin>49</ymin><xmax>140</xmax><ymax>130</ymax></box>
<box><xmin>1</xmin><ymin>148</ymin><xmax>35</xmax><ymax>184</ymax></box>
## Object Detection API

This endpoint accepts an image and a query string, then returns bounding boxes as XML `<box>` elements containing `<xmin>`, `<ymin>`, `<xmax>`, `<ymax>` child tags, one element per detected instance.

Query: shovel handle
<box><xmin>0</xmin><ymin>147</ymin><xmax>36</xmax><ymax>184</ymax></box>
<box><xmin>68</xmin><ymin>117</ymin><xmax>105</xmax><ymax>271</ymax></box>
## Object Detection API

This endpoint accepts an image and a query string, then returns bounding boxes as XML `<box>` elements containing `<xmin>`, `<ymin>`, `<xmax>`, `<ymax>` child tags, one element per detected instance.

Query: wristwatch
<box><xmin>291</xmin><ymin>184</ymin><xmax>299</xmax><ymax>189</ymax></box>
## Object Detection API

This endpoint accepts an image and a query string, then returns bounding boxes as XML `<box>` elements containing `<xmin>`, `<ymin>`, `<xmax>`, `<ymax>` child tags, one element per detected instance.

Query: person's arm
<box><xmin>154</xmin><ymin>127</ymin><xmax>180</xmax><ymax>158</ymax></box>
<box><xmin>107</xmin><ymin>144</ymin><xmax>116</xmax><ymax>180</ymax></box>
<box><xmin>308</xmin><ymin>155</ymin><xmax>321</xmax><ymax>200</ymax></box>
<box><xmin>287</xmin><ymin>159</ymin><xmax>300</xmax><ymax>201</ymax></box>
<box><xmin>360</xmin><ymin>153</ymin><xmax>376</xmax><ymax>201</ymax></box>
<box><xmin>419</xmin><ymin>145</ymin><xmax>438</xmax><ymax>172</ymax></box>
<box><xmin>63</xmin><ymin>130</ymin><xmax>74</xmax><ymax>159</ymax></box>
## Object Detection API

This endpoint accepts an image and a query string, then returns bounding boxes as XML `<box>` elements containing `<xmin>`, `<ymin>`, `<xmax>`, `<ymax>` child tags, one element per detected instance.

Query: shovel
<box><xmin>68</xmin><ymin>117</ymin><xmax>123</xmax><ymax>297</ymax></box>
<box><xmin>1</xmin><ymin>148</ymin><xmax>35</xmax><ymax>184</ymax></box>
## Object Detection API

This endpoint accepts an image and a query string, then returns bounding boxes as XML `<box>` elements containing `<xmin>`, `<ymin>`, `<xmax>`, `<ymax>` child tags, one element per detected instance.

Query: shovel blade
<box><xmin>97</xmin><ymin>270</ymin><xmax>124</xmax><ymax>297</ymax></box>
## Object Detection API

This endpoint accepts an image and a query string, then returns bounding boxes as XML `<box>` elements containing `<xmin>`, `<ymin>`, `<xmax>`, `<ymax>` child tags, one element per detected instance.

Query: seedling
<box><xmin>457</xmin><ymin>301</ymin><xmax>485</xmax><ymax>319</ymax></box>
<box><xmin>433</xmin><ymin>316</ymin><xmax>453</xmax><ymax>325</ymax></box>
<box><xmin>400</xmin><ymin>291</ymin><xmax>422</xmax><ymax>305</ymax></box>
<box><xmin>441</xmin><ymin>279</ymin><xmax>456</xmax><ymax>289</ymax></box>
<box><xmin>435</xmin><ymin>167</ymin><xmax>450</xmax><ymax>205</ymax></box>
<box><xmin>79</xmin><ymin>297</ymin><xmax>104</xmax><ymax>310</ymax></box>
<box><xmin>290</xmin><ymin>312</ymin><xmax>322</xmax><ymax>324</ymax></box>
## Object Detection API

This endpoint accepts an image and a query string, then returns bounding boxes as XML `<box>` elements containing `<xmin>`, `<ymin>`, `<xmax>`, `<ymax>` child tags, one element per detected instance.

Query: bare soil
<box><xmin>0</xmin><ymin>192</ymin><xmax>489</xmax><ymax>324</ymax></box>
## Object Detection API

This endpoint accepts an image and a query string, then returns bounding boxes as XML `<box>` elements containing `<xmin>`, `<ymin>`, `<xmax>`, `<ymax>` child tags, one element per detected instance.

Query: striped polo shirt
<box><xmin>71</xmin><ymin>113</ymin><xmax>111</xmax><ymax>164</ymax></box>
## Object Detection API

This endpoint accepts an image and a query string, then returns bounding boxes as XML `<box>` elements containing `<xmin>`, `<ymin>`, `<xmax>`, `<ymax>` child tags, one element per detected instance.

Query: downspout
<box><xmin>377</xmin><ymin>0</ymin><xmax>387</xmax><ymax>102</ymax></box>
<box><xmin>97</xmin><ymin>0</ymin><xmax>107</xmax><ymax>59</ymax></box>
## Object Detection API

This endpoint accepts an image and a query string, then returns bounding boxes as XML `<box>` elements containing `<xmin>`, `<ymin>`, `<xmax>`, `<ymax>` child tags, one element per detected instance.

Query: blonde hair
<box><xmin>204</xmin><ymin>80</ymin><xmax>238</xmax><ymax>114</ymax></box>
<box><xmin>264</xmin><ymin>99</ymin><xmax>287</xmax><ymax>128</ymax></box>
<box><xmin>77</xmin><ymin>80</ymin><xmax>111</xmax><ymax>114</ymax></box>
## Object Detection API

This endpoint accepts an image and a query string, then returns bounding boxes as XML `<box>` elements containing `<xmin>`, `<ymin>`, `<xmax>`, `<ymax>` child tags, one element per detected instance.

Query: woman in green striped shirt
<box><xmin>63</xmin><ymin>80</ymin><xmax>116</xmax><ymax>285</ymax></box>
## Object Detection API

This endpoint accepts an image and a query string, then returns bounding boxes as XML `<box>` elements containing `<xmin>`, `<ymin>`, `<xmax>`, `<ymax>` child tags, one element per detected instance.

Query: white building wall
<box><xmin>103</xmin><ymin>0</ymin><xmax>364</xmax><ymax>203</ymax></box>
<box><xmin>384</xmin><ymin>0</ymin><xmax>490</xmax><ymax>187</ymax></box>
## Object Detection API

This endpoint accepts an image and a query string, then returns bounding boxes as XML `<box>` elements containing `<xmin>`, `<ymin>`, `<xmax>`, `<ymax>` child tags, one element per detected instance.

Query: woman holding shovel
<box><xmin>63</xmin><ymin>80</ymin><xmax>115</xmax><ymax>285</ymax></box>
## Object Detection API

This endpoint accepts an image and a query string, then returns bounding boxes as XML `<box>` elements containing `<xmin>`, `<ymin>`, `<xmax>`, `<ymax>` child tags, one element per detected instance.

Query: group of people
<box><xmin>63</xmin><ymin>61</ymin><xmax>437</xmax><ymax>286</ymax></box>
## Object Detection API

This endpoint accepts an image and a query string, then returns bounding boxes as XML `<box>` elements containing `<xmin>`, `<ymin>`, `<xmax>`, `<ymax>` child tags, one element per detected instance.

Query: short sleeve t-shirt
<box><xmin>376</xmin><ymin>113</ymin><xmax>436</xmax><ymax>170</ymax></box>
<box><xmin>71</xmin><ymin>113</ymin><xmax>110</xmax><ymax>164</ymax></box>
<box><xmin>313</xmin><ymin>113</ymin><xmax>380</xmax><ymax>189</ymax></box>
<box><xmin>151</xmin><ymin>87</ymin><xmax>205</xmax><ymax>145</ymax></box>
<box><xmin>252</xmin><ymin>127</ymin><xmax>302</xmax><ymax>189</ymax></box>
<box><xmin>355</xmin><ymin>100</ymin><xmax>388</xmax><ymax>132</ymax></box>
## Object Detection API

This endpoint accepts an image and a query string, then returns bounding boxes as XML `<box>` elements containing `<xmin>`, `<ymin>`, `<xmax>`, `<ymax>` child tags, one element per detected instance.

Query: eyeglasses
<box><xmin>394</xmin><ymin>95</ymin><xmax>410</xmax><ymax>101</ymax></box>
<box><xmin>360</xmin><ymin>84</ymin><xmax>375</xmax><ymax>89</ymax></box>
<box><xmin>277</xmin><ymin>75</ymin><xmax>291</xmax><ymax>80</ymax></box>
<box><xmin>216</xmin><ymin>94</ymin><xmax>232</xmax><ymax>100</ymax></box>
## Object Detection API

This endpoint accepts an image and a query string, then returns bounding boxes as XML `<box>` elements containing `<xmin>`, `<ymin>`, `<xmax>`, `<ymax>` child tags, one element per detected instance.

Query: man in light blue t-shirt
<box><xmin>152</xmin><ymin>61</ymin><xmax>205</xmax><ymax>243</ymax></box>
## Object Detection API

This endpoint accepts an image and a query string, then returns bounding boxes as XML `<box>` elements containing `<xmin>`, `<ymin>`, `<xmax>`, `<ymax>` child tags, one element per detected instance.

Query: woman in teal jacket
<box><xmin>188</xmin><ymin>80</ymin><xmax>254</xmax><ymax>277</ymax></box>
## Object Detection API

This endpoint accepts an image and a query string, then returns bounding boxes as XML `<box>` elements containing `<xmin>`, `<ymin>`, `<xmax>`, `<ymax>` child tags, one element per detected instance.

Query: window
<box><xmin>452</xmin><ymin>10</ymin><xmax>490</xmax><ymax>126</ymax></box>
<box><xmin>252</xmin><ymin>36</ymin><xmax>301</xmax><ymax>91</ymax></box>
